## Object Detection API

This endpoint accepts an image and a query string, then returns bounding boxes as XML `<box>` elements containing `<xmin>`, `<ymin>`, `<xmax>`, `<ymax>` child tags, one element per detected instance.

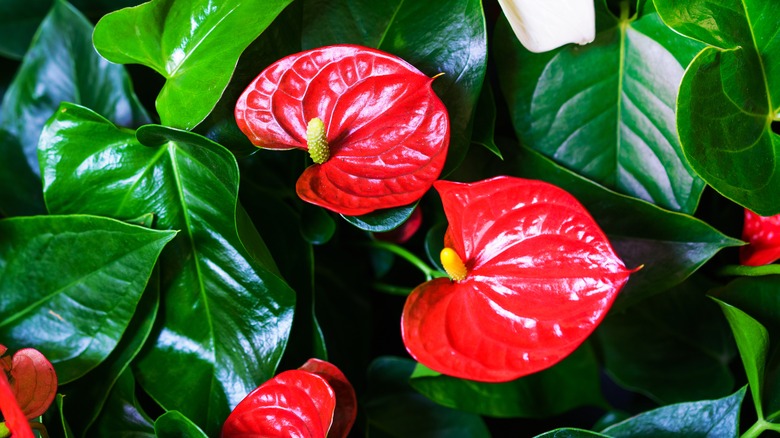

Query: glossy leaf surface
<box><xmin>598</xmin><ymin>277</ymin><xmax>735</xmax><ymax>404</ymax></box>
<box><xmin>655</xmin><ymin>0</ymin><xmax>780</xmax><ymax>215</ymax></box>
<box><xmin>38</xmin><ymin>103</ymin><xmax>295</xmax><ymax>435</ymax></box>
<box><xmin>409</xmin><ymin>343</ymin><xmax>606</xmax><ymax>417</ymax></box>
<box><xmin>236</xmin><ymin>45</ymin><xmax>449</xmax><ymax>215</ymax></box>
<box><xmin>0</xmin><ymin>215</ymin><xmax>174</xmax><ymax>383</ymax></box>
<box><xmin>1</xmin><ymin>347</ymin><xmax>57</xmax><ymax>419</ymax></box>
<box><xmin>740</xmin><ymin>209</ymin><xmax>780</xmax><ymax>266</ymax></box>
<box><xmin>93</xmin><ymin>0</ymin><xmax>292</xmax><ymax>129</ymax></box>
<box><xmin>601</xmin><ymin>386</ymin><xmax>746</xmax><ymax>437</ymax></box>
<box><xmin>0</xmin><ymin>0</ymin><xmax>148</xmax><ymax>213</ymax></box>
<box><xmin>402</xmin><ymin>176</ymin><xmax>633</xmax><ymax>382</ymax></box>
<box><xmin>155</xmin><ymin>411</ymin><xmax>209</xmax><ymax>438</ymax></box>
<box><xmin>301</xmin><ymin>0</ymin><xmax>486</xmax><ymax>175</ymax></box>
<box><xmin>512</xmin><ymin>145</ymin><xmax>742</xmax><ymax>309</ymax></box>
<box><xmin>495</xmin><ymin>0</ymin><xmax>705</xmax><ymax>213</ymax></box>
<box><xmin>364</xmin><ymin>357</ymin><xmax>490</xmax><ymax>438</ymax></box>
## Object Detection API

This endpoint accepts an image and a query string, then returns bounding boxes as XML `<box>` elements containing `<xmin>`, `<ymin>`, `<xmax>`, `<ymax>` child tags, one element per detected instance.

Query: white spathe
<box><xmin>498</xmin><ymin>0</ymin><xmax>596</xmax><ymax>53</ymax></box>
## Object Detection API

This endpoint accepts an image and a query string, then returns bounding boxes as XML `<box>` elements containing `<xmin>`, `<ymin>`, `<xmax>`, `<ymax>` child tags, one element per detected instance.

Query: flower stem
<box><xmin>741</xmin><ymin>418</ymin><xmax>780</xmax><ymax>438</ymax></box>
<box><xmin>366</xmin><ymin>240</ymin><xmax>445</xmax><ymax>281</ymax></box>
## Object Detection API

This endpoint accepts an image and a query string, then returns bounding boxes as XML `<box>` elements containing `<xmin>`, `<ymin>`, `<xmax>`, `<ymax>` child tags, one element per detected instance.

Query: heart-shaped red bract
<box><xmin>740</xmin><ymin>209</ymin><xmax>780</xmax><ymax>266</ymax></box>
<box><xmin>401</xmin><ymin>176</ymin><xmax>633</xmax><ymax>382</ymax></box>
<box><xmin>221</xmin><ymin>359</ymin><xmax>355</xmax><ymax>438</ymax></box>
<box><xmin>235</xmin><ymin>44</ymin><xmax>449</xmax><ymax>216</ymax></box>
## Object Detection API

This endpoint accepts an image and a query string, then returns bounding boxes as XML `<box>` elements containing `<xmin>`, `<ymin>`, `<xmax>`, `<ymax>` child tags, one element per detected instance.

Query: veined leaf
<box><xmin>0</xmin><ymin>214</ymin><xmax>174</xmax><ymax>383</ymax></box>
<box><xmin>495</xmin><ymin>0</ymin><xmax>705</xmax><ymax>213</ymax></box>
<box><xmin>655</xmin><ymin>0</ymin><xmax>780</xmax><ymax>215</ymax></box>
<box><xmin>38</xmin><ymin>103</ymin><xmax>295</xmax><ymax>435</ymax></box>
<box><xmin>93</xmin><ymin>0</ymin><xmax>292</xmax><ymax>130</ymax></box>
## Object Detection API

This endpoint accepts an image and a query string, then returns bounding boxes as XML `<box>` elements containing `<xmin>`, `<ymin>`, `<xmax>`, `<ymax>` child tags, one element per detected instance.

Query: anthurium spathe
<box><xmin>221</xmin><ymin>359</ymin><xmax>356</xmax><ymax>438</ymax></box>
<box><xmin>401</xmin><ymin>176</ymin><xmax>634</xmax><ymax>382</ymax></box>
<box><xmin>740</xmin><ymin>209</ymin><xmax>780</xmax><ymax>266</ymax></box>
<box><xmin>235</xmin><ymin>44</ymin><xmax>450</xmax><ymax>216</ymax></box>
<box><xmin>498</xmin><ymin>0</ymin><xmax>595</xmax><ymax>53</ymax></box>
<box><xmin>0</xmin><ymin>345</ymin><xmax>57</xmax><ymax>438</ymax></box>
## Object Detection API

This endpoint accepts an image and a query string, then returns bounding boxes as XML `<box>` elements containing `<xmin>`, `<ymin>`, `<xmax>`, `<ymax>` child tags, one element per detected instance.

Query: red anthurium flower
<box><xmin>222</xmin><ymin>359</ymin><xmax>356</xmax><ymax>438</ymax></box>
<box><xmin>401</xmin><ymin>176</ymin><xmax>634</xmax><ymax>382</ymax></box>
<box><xmin>0</xmin><ymin>345</ymin><xmax>57</xmax><ymax>438</ymax></box>
<box><xmin>235</xmin><ymin>44</ymin><xmax>450</xmax><ymax>216</ymax></box>
<box><xmin>740</xmin><ymin>209</ymin><xmax>780</xmax><ymax>266</ymax></box>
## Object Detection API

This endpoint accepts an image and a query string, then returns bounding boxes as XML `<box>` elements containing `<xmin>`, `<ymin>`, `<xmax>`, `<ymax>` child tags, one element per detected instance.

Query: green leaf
<box><xmin>154</xmin><ymin>411</ymin><xmax>209</xmax><ymax>438</ymax></box>
<box><xmin>90</xmin><ymin>369</ymin><xmax>155</xmax><ymax>437</ymax></box>
<box><xmin>495</xmin><ymin>0</ymin><xmax>705</xmax><ymax>213</ymax></box>
<box><xmin>655</xmin><ymin>0</ymin><xmax>780</xmax><ymax>215</ymax></box>
<box><xmin>598</xmin><ymin>276</ymin><xmax>735</xmax><ymax>404</ymax></box>
<box><xmin>300</xmin><ymin>204</ymin><xmax>336</xmax><ymax>245</ymax></box>
<box><xmin>409</xmin><ymin>342</ymin><xmax>606</xmax><ymax>418</ymax></box>
<box><xmin>601</xmin><ymin>386</ymin><xmax>746</xmax><ymax>437</ymax></box>
<box><xmin>60</xmin><ymin>266</ymin><xmax>160</xmax><ymax>436</ymax></box>
<box><xmin>342</xmin><ymin>202</ymin><xmax>418</xmax><ymax>233</ymax></box>
<box><xmin>0</xmin><ymin>214</ymin><xmax>175</xmax><ymax>383</ymax></box>
<box><xmin>364</xmin><ymin>356</ymin><xmax>490</xmax><ymax>438</ymax></box>
<box><xmin>54</xmin><ymin>394</ymin><xmax>76</xmax><ymax>438</ymax></box>
<box><xmin>93</xmin><ymin>0</ymin><xmax>292</xmax><ymax>130</ymax></box>
<box><xmin>713</xmin><ymin>297</ymin><xmax>769</xmax><ymax>420</ymax></box>
<box><xmin>302</xmin><ymin>0</ymin><xmax>487</xmax><ymax>175</ymax></box>
<box><xmin>39</xmin><ymin>103</ymin><xmax>296</xmax><ymax>435</ymax></box>
<box><xmin>471</xmin><ymin>81</ymin><xmax>502</xmax><ymax>160</ymax></box>
<box><xmin>511</xmin><ymin>145</ymin><xmax>742</xmax><ymax>309</ymax></box>
<box><xmin>0</xmin><ymin>129</ymin><xmax>43</xmax><ymax>216</ymax></box>
<box><xmin>534</xmin><ymin>430</ymin><xmax>610</xmax><ymax>438</ymax></box>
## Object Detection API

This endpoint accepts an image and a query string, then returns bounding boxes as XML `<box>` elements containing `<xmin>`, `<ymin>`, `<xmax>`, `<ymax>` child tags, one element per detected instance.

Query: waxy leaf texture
<box><xmin>235</xmin><ymin>44</ymin><xmax>449</xmax><ymax>215</ymax></box>
<box><xmin>402</xmin><ymin>176</ymin><xmax>633</xmax><ymax>382</ymax></box>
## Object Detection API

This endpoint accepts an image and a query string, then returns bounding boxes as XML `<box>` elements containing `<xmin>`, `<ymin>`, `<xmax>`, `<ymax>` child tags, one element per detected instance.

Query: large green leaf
<box><xmin>0</xmin><ymin>129</ymin><xmax>43</xmax><ymax>216</ymax></box>
<box><xmin>655</xmin><ymin>0</ymin><xmax>780</xmax><ymax>215</ymax></box>
<box><xmin>364</xmin><ymin>357</ymin><xmax>490</xmax><ymax>438</ymax></box>
<box><xmin>535</xmin><ymin>430</ymin><xmax>610</xmax><ymax>438</ymax></box>
<box><xmin>510</xmin><ymin>145</ymin><xmax>742</xmax><ymax>309</ymax></box>
<box><xmin>93</xmin><ymin>0</ymin><xmax>292</xmax><ymax>130</ymax></box>
<box><xmin>154</xmin><ymin>411</ymin><xmax>208</xmax><ymax>438</ymax></box>
<box><xmin>38</xmin><ymin>103</ymin><xmax>296</xmax><ymax>435</ymax></box>
<box><xmin>495</xmin><ymin>0</ymin><xmax>705</xmax><ymax>213</ymax></box>
<box><xmin>0</xmin><ymin>0</ymin><xmax>144</xmax><ymax>60</ymax></box>
<box><xmin>0</xmin><ymin>0</ymin><xmax>148</xmax><ymax>214</ymax></box>
<box><xmin>0</xmin><ymin>214</ymin><xmax>174</xmax><ymax>383</ymax></box>
<box><xmin>408</xmin><ymin>343</ymin><xmax>607</xmax><ymax>418</ymax></box>
<box><xmin>90</xmin><ymin>369</ymin><xmax>156</xmax><ymax>437</ymax></box>
<box><xmin>598</xmin><ymin>276</ymin><xmax>735</xmax><ymax>404</ymax></box>
<box><xmin>61</xmin><ymin>266</ymin><xmax>160</xmax><ymax>437</ymax></box>
<box><xmin>601</xmin><ymin>386</ymin><xmax>746</xmax><ymax>437</ymax></box>
<box><xmin>301</xmin><ymin>0</ymin><xmax>487</xmax><ymax>175</ymax></box>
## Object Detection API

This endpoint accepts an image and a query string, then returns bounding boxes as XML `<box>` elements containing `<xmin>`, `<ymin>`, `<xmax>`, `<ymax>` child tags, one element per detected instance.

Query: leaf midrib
<box><xmin>740</xmin><ymin>0</ymin><xmax>774</xmax><ymax>118</ymax></box>
<box><xmin>375</xmin><ymin>0</ymin><xmax>405</xmax><ymax>49</ymax></box>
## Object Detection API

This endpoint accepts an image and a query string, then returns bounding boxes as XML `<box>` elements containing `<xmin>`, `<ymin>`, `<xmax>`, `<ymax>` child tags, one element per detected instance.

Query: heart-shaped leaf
<box><xmin>495</xmin><ymin>0</ymin><xmax>705</xmax><ymax>213</ymax></box>
<box><xmin>401</xmin><ymin>176</ymin><xmax>633</xmax><ymax>382</ymax></box>
<box><xmin>236</xmin><ymin>44</ymin><xmax>449</xmax><ymax>216</ymax></box>
<box><xmin>0</xmin><ymin>214</ymin><xmax>174</xmax><ymax>383</ymax></box>
<box><xmin>0</xmin><ymin>0</ymin><xmax>148</xmax><ymax>215</ymax></box>
<box><xmin>654</xmin><ymin>0</ymin><xmax>780</xmax><ymax>215</ymax></box>
<box><xmin>301</xmin><ymin>0</ymin><xmax>487</xmax><ymax>176</ymax></box>
<box><xmin>601</xmin><ymin>386</ymin><xmax>746</xmax><ymax>437</ymax></box>
<box><xmin>740</xmin><ymin>209</ymin><xmax>780</xmax><ymax>266</ymax></box>
<box><xmin>3</xmin><ymin>347</ymin><xmax>57</xmax><ymax>419</ymax></box>
<box><xmin>93</xmin><ymin>0</ymin><xmax>292</xmax><ymax>129</ymax></box>
<box><xmin>38</xmin><ymin>103</ymin><xmax>295</xmax><ymax>435</ymax></box>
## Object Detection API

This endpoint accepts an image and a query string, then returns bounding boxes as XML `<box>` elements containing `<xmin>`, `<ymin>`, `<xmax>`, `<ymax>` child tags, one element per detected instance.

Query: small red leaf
<box><xmin>235</xmin><ymin>44</ymin><xmax>449</xmax><ymax>215</ymax></box>
<box><xmin>401</xmin><ymin>176</ymin><xmax>634</xmax><ymax>382</ymax></box>
<box><xmin>299</xmin><ymin>359</ymin><xmax>357</xmax><ymax>438</ymax></box>
<box><xmin>740</xmin><ymin>209</ymin><xmax>780</xmax><ymax>266</ymax></box>
<box><xmin>9</xmin><ymin>348</ymin><xmax>57</xmax><ymax>419</ymax></box>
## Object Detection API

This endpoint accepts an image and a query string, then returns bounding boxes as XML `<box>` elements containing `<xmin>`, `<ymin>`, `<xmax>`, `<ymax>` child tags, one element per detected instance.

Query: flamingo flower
<box><xmin>498</xmin><ymin>0</ymin><xmax>596</xmax><ymax>53</ymax></box>
<box><xmin>401</xmin><ymin>176</ymin><xmax>635</xmax><ymax>382</ymax></box>
<box><xmin>235</xmin><ymin>44</ymin><xmax>449</xmax><ymax>216</ymax></box>
<box><xmin>0</xmin><ymin>345</ymin><xmax>57</xmax><ymax>438</ymax></box>
<box><xmin>740</xmin><ymin>209</ymin><xmax>780</xmax><ymax>266</ymax></box>
<box><xmin>221</xmin><ymin>359</ymin><xmax>356</xmax><ymax>438</ymax></box>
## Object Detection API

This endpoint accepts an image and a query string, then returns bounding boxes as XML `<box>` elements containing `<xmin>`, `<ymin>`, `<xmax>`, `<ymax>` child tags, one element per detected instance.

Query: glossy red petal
<box><xmin>9</xmin><ymin>348</ymin><xmax>57</xmax><ymax>419</ymax></box>
<box><xmin>0</xmin><ymin>370</ymin><xmax>34</xmax><ymax>438</ymax></box>
<box><xmin>402</xmin><ymin>176</ymin><xmax>633</xmax><ymax>382</ymax></box>
<box><xmin>740</xmin><ymin>209</ymin><xmax>780</xmax><ymax>266</ymax></box>
<box><xmin>299</xmin><ymin>359</ymin><xmax>357</xmax><ymax>438</ymax></box>
<box><xmin>236</xmin><ymin>44</ymin><xmax>449</xmax><ymax>215</ymax></box>
<box><xmin>221</xmin><ymin>370</ymin><xmax>335</xmax><ymax>438</ymax></box>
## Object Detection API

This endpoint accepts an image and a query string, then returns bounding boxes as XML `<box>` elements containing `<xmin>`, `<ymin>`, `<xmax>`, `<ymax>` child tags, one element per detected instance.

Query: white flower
<box><xmin>498</xmin><ymin>0</ymin><xmax>596</xmax><ymax>53</ymax></box>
